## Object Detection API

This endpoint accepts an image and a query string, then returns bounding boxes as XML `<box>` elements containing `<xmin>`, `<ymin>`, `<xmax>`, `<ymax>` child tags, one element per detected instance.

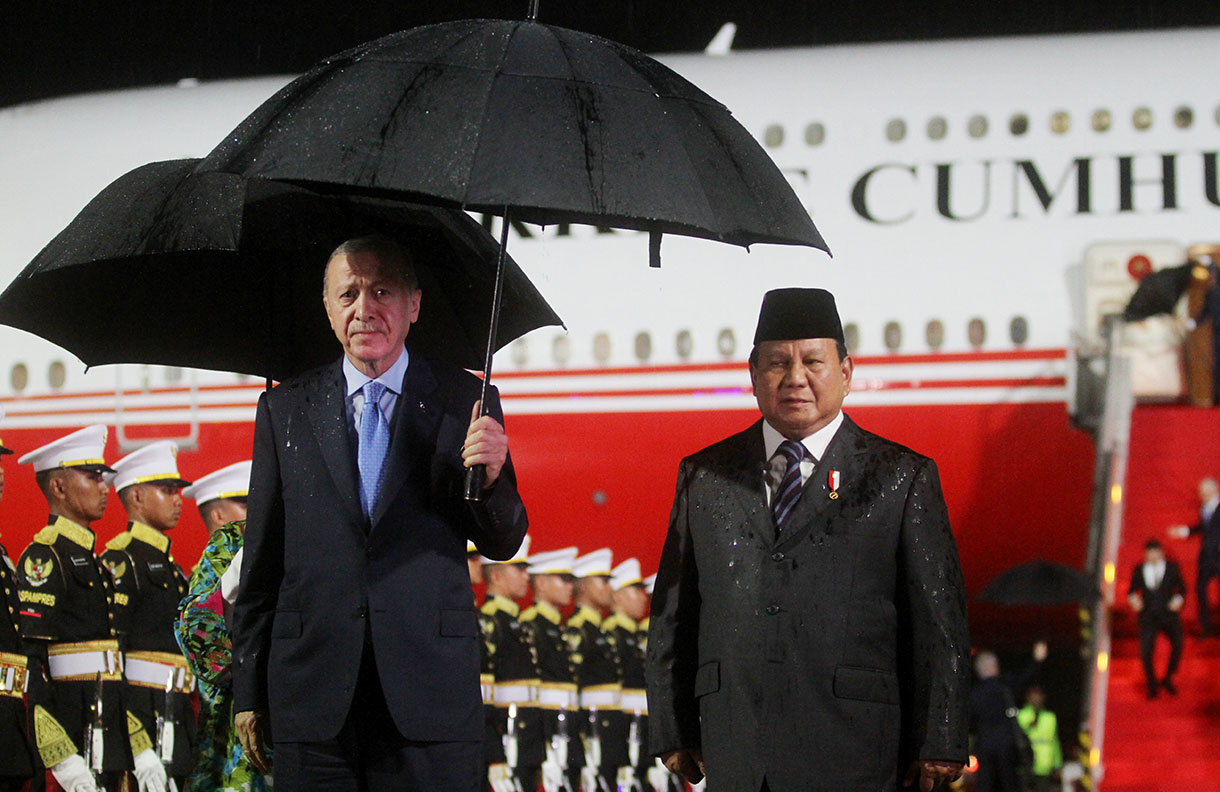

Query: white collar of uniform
<box><xmin>762</xmin><ymin>410</ymin><xmax>844</xmax><ymax>463</ymax></box>
<box><xmin>342</xmin><ymin>346</ymin><xmax>410</xmax><ymax>398</ymax></box>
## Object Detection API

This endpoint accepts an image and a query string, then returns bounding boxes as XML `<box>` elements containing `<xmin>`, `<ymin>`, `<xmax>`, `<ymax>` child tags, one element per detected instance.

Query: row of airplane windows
<box><xmin>2</xmin><ymin>315</ymin><xmax>1031</xmax><ymax>394</ymax></box>
<box><xmin>763</xmin><ymin>105</ymin><xmax>1214</xmax><ymax>147</ymax></box>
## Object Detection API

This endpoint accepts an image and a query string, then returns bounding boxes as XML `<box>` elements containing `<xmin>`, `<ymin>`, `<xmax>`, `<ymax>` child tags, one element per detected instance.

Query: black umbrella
<box><xmin>1122</xmin><ymin>262</ymin><xmax>1194</xmax><ymax>322</ymax></box>
<box><xmin>198</xmin><ymin>16</ymin><xmax>829</xmax><ymax>496</ymax></box>
<box><xmin>976</xmin><ymin>560</ymin><xmax>1099</xmax><ymax>606</ymax></box>
<box><xmin>0</xmin><ymin>159</ymin><xmax>563</xmax><ymax>382</ymax></box>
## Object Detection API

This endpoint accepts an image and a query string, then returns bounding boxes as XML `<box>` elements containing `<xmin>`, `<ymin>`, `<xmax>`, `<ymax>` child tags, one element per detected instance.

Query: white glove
<box><xmin>133</xmin><ymin>747</ymin><xmax>168</xmax><ymax>792</ymax></box>
<box><xmin>647</xmin><ymin>762</ymin><xmax>671</xmax><ymax>792</ymax></box>
<box><xmin>488</xmin><ymin>762</ymin><xmax>517</xmax><ymax>792</ymax></box>
<box><xmin>617</xmin><ymin>765</ymin><xmax>638</xmax><ymax>790</ymax></box>
<box><xmin>50</xmin><ymin>755</ymin><xmax>99</xmax><ymax>792</ymax></box>
<box><xmin>541</xmin><ymin>759</ymin><xmax>564</xmax><ymax>792</ymax></box>
<box><xmin>581</xmin><ymin>765</ymin><xmax>601</xmax><ymax>792</ymax></box>
<box><xmin>221</xmin><ymin>548</ymin><xmax>244</xmax><ymax>604</ymax></box>
<box><xmin>584</xmin><ymin>734</ymin><xmax>602</xmax><ymax>769</ymax></box>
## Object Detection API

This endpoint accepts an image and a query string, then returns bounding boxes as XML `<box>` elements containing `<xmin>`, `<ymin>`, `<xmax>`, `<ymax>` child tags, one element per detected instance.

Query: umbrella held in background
<box><xmin>977</xmin><ymin>560</ymin><xmax>1099</xmax><ymax>607</ymax></box>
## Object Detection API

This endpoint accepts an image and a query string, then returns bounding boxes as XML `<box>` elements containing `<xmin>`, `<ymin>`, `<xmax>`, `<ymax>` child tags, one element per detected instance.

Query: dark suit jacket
<box><xmin>646</xmin><ymin>415</ymin><xmax>969</xmax><ymax>792</ymax></box>
<box><xmin>233</xmin><ymin>354</ymin><xmax>528</xmax><ymax>743</ymax></box>
<box><xmin>1128</xmin><ymin>559</ymin><xmax>1187</xmax><ymax>621</ymax></box>
<box><xmin>1188</xmin><ymin>505</ymin><xmax>1220</xmax><ymax>566</ymax></box>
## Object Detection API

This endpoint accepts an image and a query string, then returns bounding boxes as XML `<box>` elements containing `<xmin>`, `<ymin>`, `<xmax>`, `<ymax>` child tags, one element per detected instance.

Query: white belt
<box><xmin>125</xmin><ymin>652</ymin><xmax>195</xmax><ymax>693</ymax></box>
<box><xmin>0</xmin><ymin>652</ymin><xmax>29</xmax><ymax>697</ymax></box>
<box><xmin>580</xmin><ymin>686</ymin><xmax>621</xmax><ymax>709</ymax></box>
<box><xmin>619</xmin><ymin>689</ymin><xmax>648</xmax><ymax>714</ymax></box>
<box><xmin>536</xmin><ymin>683</ymin><xmax>578</xmax><ymax>710</ymax></box>
<box><xmin>481</xmin><ymin>674</ymin><xmax>495</xmax><ymax>705</ymax></box>
<box><xmin>494</xmin><ymin>681</ymin><xmax>538</xmax><ymax>706</ymax></box>
<box><xmin>47</xmin><ymin>641</ymin><xmax>123</xmax><ymax>682</ymax></box>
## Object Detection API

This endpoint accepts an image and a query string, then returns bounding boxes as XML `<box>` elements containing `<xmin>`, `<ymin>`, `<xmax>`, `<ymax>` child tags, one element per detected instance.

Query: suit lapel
<box><xmin>724</xmin><ymin>421</ymin><xmax>776</xmax><ymax>545</ymax></box>
<box><xmin>774</xmin><ymin>415</ymin><xmax>864</xmax><ymax>554</ymax></box>
<box><xmin>304</xmin><ymin>360</ymin><xmax>363</xmax><ymax>524</ymax></box>
<box><xmin>371</xmin><ymin>353</ymin><xmax>441</xmax><ymax>528</ymax></box>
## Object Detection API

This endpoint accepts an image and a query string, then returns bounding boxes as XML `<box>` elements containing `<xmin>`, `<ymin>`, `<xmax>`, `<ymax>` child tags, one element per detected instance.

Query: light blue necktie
<box><xmin>358</xmin><ymin>381</ymin><xmax>390</xmax><ymax>518</ymax></box>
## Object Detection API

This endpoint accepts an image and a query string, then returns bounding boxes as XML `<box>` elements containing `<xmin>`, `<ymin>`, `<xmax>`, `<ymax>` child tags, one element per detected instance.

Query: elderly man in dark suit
<box><xmin>1170</xmin><ymin>476</ymin><xmax>1220</xmax><ymax>635</ymax></box>
<box><xmin>647</xmin><ymin>288</ymin><xmax>969</xmax><ymax>792</ymax></box>
<box><xmin>233</xmin><ymin>234</ymin><xmax>529</xmax><ymax>790</ymax></box>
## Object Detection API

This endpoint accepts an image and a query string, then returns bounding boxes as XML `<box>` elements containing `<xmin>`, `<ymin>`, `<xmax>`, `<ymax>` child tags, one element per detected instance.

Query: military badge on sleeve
<box><xmin>24</xmin><ymin>555</ymin><xmax>54</xmax><ymax>587</ymax></box>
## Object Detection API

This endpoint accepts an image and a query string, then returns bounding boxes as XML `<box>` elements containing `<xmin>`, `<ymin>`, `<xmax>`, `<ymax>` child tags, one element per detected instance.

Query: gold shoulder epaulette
<box><xmin>31</xmin><ymin>526</ymin><xmax>58</xmax><ymax>545</ymax></box>
<box><xmin>105</xmin><ymin>533</ymin><xmax>133</xmax><ymax>551</ymax></box>
<box><xmin>567</xmin><ymin>612</ymin><xmax>587</xmax><ymax>629</ymax></box>
<box><xmin>480</xmin><ymin>600</ymin><xmax>499</xmax><ymax>616</ymax></box>
<box><xmin>602</xmin><ymin>614</ymin><xmax>620</xmax><ymax>632</ymax></box>
<box><xmin>521</xmin><ymin>605</ymin><xmax>539</xmax><ymax>622</ymax></box>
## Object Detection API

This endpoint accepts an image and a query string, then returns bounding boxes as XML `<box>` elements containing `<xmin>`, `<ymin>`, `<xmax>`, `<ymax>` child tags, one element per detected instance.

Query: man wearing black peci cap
<box><xmin>647</xmin><ymin>288</ymin><xmax>970</xmax><ymax>792</ymax></box>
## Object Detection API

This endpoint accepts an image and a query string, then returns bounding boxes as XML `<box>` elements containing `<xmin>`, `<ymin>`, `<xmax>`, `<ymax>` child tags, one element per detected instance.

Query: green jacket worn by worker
<box><xmin>1016</xmin><ymin>705</ymin><xmax>1062</xmax><ymax>776</ymax></box>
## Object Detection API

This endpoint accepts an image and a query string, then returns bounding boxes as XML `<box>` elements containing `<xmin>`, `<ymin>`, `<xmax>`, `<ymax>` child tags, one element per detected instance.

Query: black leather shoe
<box><xmin>1162</xmin><ymin>678</ymin><xmax>1178</xmax><ymax>696</ymax></box>
<box><xmin>1147</xmin><ymin>685</ymin><xmax>1159</xmax><ymax>700</ymax></box>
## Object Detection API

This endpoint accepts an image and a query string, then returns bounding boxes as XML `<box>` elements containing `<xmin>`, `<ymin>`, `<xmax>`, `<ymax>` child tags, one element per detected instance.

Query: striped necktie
<box><xmin>772</xmin><ymin>439</ymin><xmax>807</xmax><ymax>530</ymax></box>
<box><xmin>358</xmin><ymin>381</ymin><xmax>390</xmax><ymax>518</ymax></box>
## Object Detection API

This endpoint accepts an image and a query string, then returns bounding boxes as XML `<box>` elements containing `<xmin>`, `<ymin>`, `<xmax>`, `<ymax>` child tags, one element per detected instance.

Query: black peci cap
<box><xmin>753</xmin><ymin>288</ymin><xmax>844</xmax><ymax>346</ymax></box>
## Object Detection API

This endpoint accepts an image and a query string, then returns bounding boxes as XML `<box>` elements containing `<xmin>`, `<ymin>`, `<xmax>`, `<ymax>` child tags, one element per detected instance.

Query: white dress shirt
<box><xmin>342</xmin><ymin>347</ymin><xmax>410</xmax><ymax>435</ymax></box>
<box><xmin>1142</xmin><ymin>559</ymin><xmax>1166</xmax><ymax>590</ymax></box>
<box><xmin>762</xmin><ymin>411</ymin><xmax>845</xmax><ymax>506</ymax></box>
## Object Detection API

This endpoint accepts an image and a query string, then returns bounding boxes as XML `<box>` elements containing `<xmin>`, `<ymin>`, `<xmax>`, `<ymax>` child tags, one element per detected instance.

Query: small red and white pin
<box><xmin>828</xmin><ymin>469</ymin><xmax>841</xmax><ymax>500</ymax></box>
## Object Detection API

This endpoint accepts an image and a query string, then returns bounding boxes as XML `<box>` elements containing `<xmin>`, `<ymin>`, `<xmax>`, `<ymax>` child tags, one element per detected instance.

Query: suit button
<box><xmin>356</xmin><ymin>606</ymin><xmax>368</xmax><ymax>618</ymax></box>
<box><xmin>771</xmin><ymin>552</ymin><xmax>785</xmax><ymax>561</ymax></box>
<box><xmin>766</xmin><ymin>604</ymin><xmax>780</xmax><ymax>615</ymax></box>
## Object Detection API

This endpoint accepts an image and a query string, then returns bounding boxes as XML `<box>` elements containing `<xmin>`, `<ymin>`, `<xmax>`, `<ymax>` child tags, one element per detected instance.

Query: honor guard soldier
<box><xmin>564</xmin><ymin>548</ymin><xmax>619</xmax><ymax>792</ymax></box>
<box><xmin>603</xmin><ymin>559</ymin><xmax>650</xmax><ymax>791</ymax></box>
<box><xmin>16</xmin><ymin>425</ymin><xmax>167</xmax><ymax>792</ymax></box>
<box><xmin>0</xmin><ymin>417</ymin><xmax>37</xmax><ymax>792</ymax></box>
<box><xmin>183</xmin><ymin>460</ymin><xmax>250</xmax><ymax>541</ymax></box>
<box><xmin>480</xmin><ymin>536</ymin><xmax>543</xmax><ymax>792</ymax></box>
<box><xmin>100</xmin><ymin>441</ymin><xmax>195</xmax><ymax>789</ymax></box>
<box><xmin>521</xmin><ymin>546</ymin><xmax>579</xmax><ymax>792</ymax></box>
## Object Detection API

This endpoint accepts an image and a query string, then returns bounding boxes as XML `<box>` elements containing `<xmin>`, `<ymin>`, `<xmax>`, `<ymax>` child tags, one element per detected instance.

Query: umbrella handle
<box><xmin>465</xmin><ymin>206</ymin><xmax>511</xmax><ymax>502</ymax></box>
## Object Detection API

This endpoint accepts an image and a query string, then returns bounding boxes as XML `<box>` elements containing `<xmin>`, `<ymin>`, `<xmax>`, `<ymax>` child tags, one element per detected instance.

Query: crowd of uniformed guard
<box><xmin>1</xmin><ymin>420</ymin><xmax>679</xmax><ymax>792</ymax></box>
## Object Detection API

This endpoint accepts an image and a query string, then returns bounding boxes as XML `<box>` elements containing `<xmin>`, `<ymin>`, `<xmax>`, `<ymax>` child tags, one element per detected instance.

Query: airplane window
<box><xmin>843</xmin><ymin>322</ymin><xmax>860</xmax><ymax>354</ymax></box>
<box><xmin>1092</xmin><ymin>109</ymin><xmax>1112</xmax><ymax>132</ymax></box>
<box><xmin>1009</xmin><ymin>114</ymin><xmax>1029</xmax><ymax>136</ymax></box>
<box><xmin>1133</xmin><ymin>107</ymin><xmax>1153</xmax><ymax>131</ymax></box>
<box><xmin>164</xmin><ymin>366</ymin><xmax>183</xmax><ymax>383</ymax></box>
<box><xmin>552</xmin><ymin>334</ymin><xmax>572</xmax><ymax>366</ymax></box>
<box><xmin>968</xmin><ymin>318</ymin><xmax>987</xmax><ymax>348</ymax></box>
<box><xmin>510</xmin><ymin>338</ymin><xmax>528</xmax><ymax>367</ymax></box>
<box><xmin>805</xmin><ymin>122</ymin><xmax>825</xmax><ymax>146</ymax></box>
<box><xmin>1174</xmin><ymin>106</ymin><xmax>1193</xmax><ymax>129</ymax></box>
<box><xmin>675</xmin><ymin>329</ymin><xmax>694</xmax><ymax>360</ymax></box>
<box><xmin>1050</xmin><ymin>111</ymin><xmax>1070</xmax><ymax>134</ymax></box>
<box><xmin>883</xmin><ymin>321</ymin><xmax>902</xmax><ymax>352</ymax></box>
<box><xmin>925</xmin><ymin>320</ymin><xmax>945</xmax><ymax>350</ymax></box>
<box><xmin>634</xmin><ymin>331</ymin><xmax>652</xmax><ymax>362</ymax></box>
<box><xmin>48</xmin><ymin>361</ymin><xmax>66</xmax><ymax>390</ymax></box>
<box><xmin>764</xmin><ymin>124</ymin><xmax>784</xmax><ymax>147</ymax></box>
<box><xmin>717</xmin><ymin>328</ymin><xmax>737</xmax><ymax>358</ymax></box>
<box><xmin>967</xmin><ymin>115</ymin><xmax>988</xmax><ymax>138</ymax></box>
<box><xmin>1010</xmin><ymin>316</ymin><xmax>1029</xmax><ymax>346</ymax></box>
<box><xmin>885</xmin><ymin>119</ymin><xmax>906</xmax><ymax>142</ymax></box>
<box><xmin>10</xmin><ymin>363</ymin><xmax>28</xmax><ymax>393</ymax></box>
<box><xmin>593</xmin><ymin>332</ymin><xmax>612</xmax><ymax>364</ymax></box>
<box><xmin>927</xmin><ymin>116</ymin><xmax>947</xmax><ymax>141</ymax></box>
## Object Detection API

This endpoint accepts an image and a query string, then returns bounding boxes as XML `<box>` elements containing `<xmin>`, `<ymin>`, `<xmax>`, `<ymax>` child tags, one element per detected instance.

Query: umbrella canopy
<box><xmin>1122</xmin><ymin>262</ymin><xmax>1194</xmax><ymax>322</ymax></box>
<box><xmin>976</xmin><ymin>560</ymin><xmax>1099</xmax><ymax>606</ymax></box>
<box><xmin>198</xmin><ymin>18</ymin><xmax>828</xmax><ymax>255</ymax></box>
<box><xmin>0</xmin><ymin>159</ymin><xmax>562</xmax><ymax>381</ymax></box>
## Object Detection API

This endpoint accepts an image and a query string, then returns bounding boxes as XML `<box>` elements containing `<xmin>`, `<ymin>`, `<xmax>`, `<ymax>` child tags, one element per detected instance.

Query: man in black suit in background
<box><xmin>1128</xmin><ymin>539</ymin><xmax>1187</xmax><ymax>699</ymax></box>
<box><xmin>647</xmin><ymin>288</ymin><xmax>969</xmax><ymax>792</ymax></box>
<box><xmin>1169</xmin><ymin>476</ymin><xmax>1220</xmax><ymax>635</ymax></box>
<box><xmin>233</xmin><ymin>235</ymin><xmax>529</xmax><ymax>790</ymax></box>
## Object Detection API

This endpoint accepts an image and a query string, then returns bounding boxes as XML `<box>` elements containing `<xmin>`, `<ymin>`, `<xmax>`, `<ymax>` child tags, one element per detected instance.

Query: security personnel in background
<box><xmin>0</xmin><ymin>416</ymin><xmax>37</xmax><ymax>792</ymax></box>
<box><xmin>480</xmin><ymin>536</ymin><xmax>542</xmax><ymax>792</ymax></box>
<box><xmin>183</xmin><ymin>460</ymin><xmax>250</xmax><ymax>541</ymax></box>
<box><xmin>565</xmin><ymin>548</ymin><xmax>619</xmax><ymax>792</ymax></box>
<box><xmin>602</xmin><ymin>558</ymin><xmax>649</xmax><ymax>791</ymax></box>
<box><xmin>521</xmin><ymin>546</ymin><xmax>579</xmax><ymax>791</ymax></box>
<box><xmin>101</xmin><ymin>440</ymin><xmax>195</xmax><ymax>788</ymax></box>
<box><xmin>16</xmin><ymin>425</ymin><xmax>167</xmax><ymax>792</ymax></box>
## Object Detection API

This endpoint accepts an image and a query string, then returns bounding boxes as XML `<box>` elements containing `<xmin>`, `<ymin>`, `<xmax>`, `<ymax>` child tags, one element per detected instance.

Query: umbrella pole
<box><xmin>464</xmin><ymin>206</ymin><xmax>512</xmax><ymax>502</ymax></box>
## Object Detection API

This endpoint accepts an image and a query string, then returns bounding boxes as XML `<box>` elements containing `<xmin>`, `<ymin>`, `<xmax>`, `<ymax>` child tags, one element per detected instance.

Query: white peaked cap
<box><xmin>18</xmin><ymin>424</ymin><xmax>113</xmax><ymax>473</ymax></box>
<box><xmin>182</xmin><ymin>460</ymin><xmax>251</xmax><ymax>505</ymax></box>
<box><xmin>466</xmin><ymin>540</ymin><xmax>479</xmax><ymax>554</ymax></box>
<box><xmin>527</xmin><ymin>546</ymin><xmax>578</xmax><ymax>576</ymax></box>
<box><xmin>573</xmin><ymin>548</ymin><xmax>613</xmax><ymax>578</ymax></box>
<box><xmin>110</xmin><ymin>440</ymin><xmax>191</xmax><ymax>491</ymax></box>
<box><xmin>483</xmin><ymin>534</ymin><xmax>530</xmax><ymax>565</ymax></box>
<box><xmin>611</xmin><ymin>558</ymin><xmax>643</xmax><ymax>591</ymax></box>
<box><xmin>644</xmin><ymin>573</ymin><xmax>657</xmax><ymax>595</ymax></box>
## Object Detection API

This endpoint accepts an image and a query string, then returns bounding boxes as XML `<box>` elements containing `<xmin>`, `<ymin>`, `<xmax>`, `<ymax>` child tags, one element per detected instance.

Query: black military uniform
<box><xmin>17</xmin><ymin>516</ymin><xmax>139</xmax><ymax>780</ymax></box>
<box><xmin>481</xmin><ymin>593</ymin><xmax>544</xmax><ymax>789</ymax></box>
<box><xmin>602</xmin><ymin>610</ymin><xmax>648</xmax><ymax>787</ymax></box>
<box><xmin>1</xmin><ymin>535</ymin><xmax>36</xmax><ymax>791</ymax></box>
<box><xmin>100</xmin><ymin>522</ymin><xmax>195</xmax><ymax>779</ymax></box>
<box><xmin>521</xmin><ymin>599</ymin><xmax>580</xmax><ymax>789</ymax></box>
<box><xmin>565</xmin><ymin>604</ymin><xmax>621</xmax><ymax>791</ymax></box>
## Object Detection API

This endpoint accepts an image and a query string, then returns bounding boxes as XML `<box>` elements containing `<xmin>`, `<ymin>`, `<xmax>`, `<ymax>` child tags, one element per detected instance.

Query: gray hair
<box><xmin>323</xmin><ymin>234</ymin><xmax>419</xmax><ymax>295</ymax></box>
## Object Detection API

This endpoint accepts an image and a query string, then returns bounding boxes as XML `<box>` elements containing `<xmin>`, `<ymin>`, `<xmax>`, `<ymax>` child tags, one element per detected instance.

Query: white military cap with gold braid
<box><xmin>527</xmin><ymin>546</ymin><xmax>578</xmax><ymax>576</ymax></box>
<box><xmin>611</xmin><ymin>558</ymin><xmax>643</xmax><ymax>591</ymax></box>
<box><xmin>182</xmin><ymin>460</ymin><xmax>251</xmax><ymax>505</ymax></box>
<box><xmin>17</xmin><ymin>424</ymin><xmax>113</xmax><ymax>473</ymax></box>
<box><xmin>482</xmin><ymin>534</ymin><xmax>530</xmax><ymax>566</ymax></box>
<box><xmin>110</xmin><ymin>440</ymin><xmax>192</xmax><ymax>491</ymax></box>
<box><xmin>573</xmin><ymin>547</ymin><xmax>613</xmax><ymax>578</ymax></box>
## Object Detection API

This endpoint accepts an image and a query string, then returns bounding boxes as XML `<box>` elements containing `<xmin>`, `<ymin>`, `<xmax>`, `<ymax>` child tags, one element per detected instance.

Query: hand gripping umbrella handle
<box><xmin>465</xmin><ymin>206</ymin><xmax>512</xmax><ymax>502</ymax></box>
